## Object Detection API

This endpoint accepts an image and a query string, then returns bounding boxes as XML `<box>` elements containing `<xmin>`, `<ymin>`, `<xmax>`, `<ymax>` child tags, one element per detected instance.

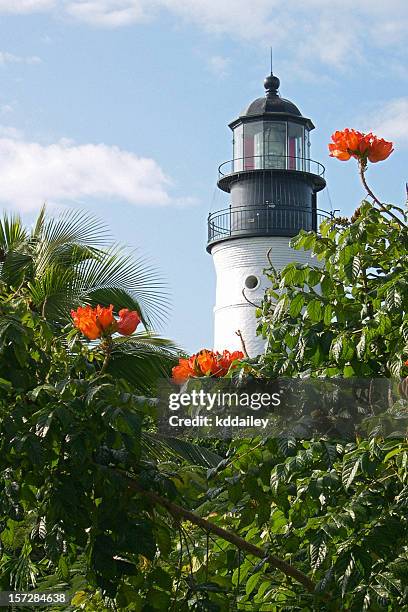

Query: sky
<box><xmin>0</xmin><ymin>0</ymin><xmax>407</xmax><ymax>352</ymax></box>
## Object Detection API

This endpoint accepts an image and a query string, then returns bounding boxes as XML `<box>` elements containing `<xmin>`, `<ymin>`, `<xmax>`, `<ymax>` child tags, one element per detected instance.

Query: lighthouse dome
<box><xmin>241</xmin><ymin>74</ymin><xmax>302</xmax><ymax>117</ymax></box>
<box><xmin>242</xmin><ymin>95</ymin><xmax>302</xmax><ymax>117</ymax></box>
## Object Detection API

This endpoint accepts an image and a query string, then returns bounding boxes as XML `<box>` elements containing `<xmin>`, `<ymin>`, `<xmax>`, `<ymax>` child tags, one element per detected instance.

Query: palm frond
<box><xmin>0</xmin><ymin>251</ymin><xmax>33</xmax><ymax>287</ymax></box>
<box><xmin>0</xmin><ymin>212</ymin><xmax>27</xmax><ymax>252</ymax></box>
<box><xmin>31</xmin><ymin>204</ymin><xmax>47</xmax><ymax>239</ymax></box>
<box><xmin>32</xmin><ymin>208</ymin><xmax>110</xmax><ymax>277</ymax></box>
<box><xmin>28</xmin><ymin>265</ymin><xmax>79</xmax><ymax>321</ymax></box>
<box><xmin>73</xmin><ymin>246</ymin><xmax>169</xmax><ymax>329</ymax></box>
<box><xmin>0</xmin><ymin>212</ymin><xmax>30</xmax><ymax>286</ymax></box>
<box><xmin>33</xmin><ymin>244</ymin><xmax>104</xmax><ymax>280</ymax></box>
<box><xmin>107</xmin><ymin>333</ymin><xmax>180</xmax><ymax>394</ymax></box>
<box><xmin>33</xmin><ymin>207</ymin><xmax>110</xmax><ymax>247</ymax></box>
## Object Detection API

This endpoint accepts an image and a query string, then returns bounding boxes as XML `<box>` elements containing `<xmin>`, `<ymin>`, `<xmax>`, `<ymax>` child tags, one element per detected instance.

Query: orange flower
<box><xmin>71</xmin><ymin>305</ymin><xmax>100</xmax><ymax>340</ymax></box>
<box><xmin>196</xmin><ymin>350</ymin><xmax>220</xmax><ymax>376</ymax></box>
<box><xmin>172</xmin><ymin>358</ymin><xmax>196</xmax><ymax>384</ymax></box>
<box><xmin>71</xmin><ymin>304</ymin><xmax>116</xmax><ymax>340</ymax></box>
<box><xmin>328</xmin><ymin>129</ymin><xmax>361</xmax><ymax>161</ymax></box>
<box><xmin>117</xmin><ymin>308</ymin><xmax>141</xmax><ymax>336</ymax></box>
<box><xmin>367</xmin><ymin>137</ymin><xmax>394</xmax><ymax>163</ymax></box>
<box><xmin>405</xmin><ymin>359</ymin><xmax>408</xmax><ymax>367</ymax></box>
<box><xmin>217</xmin><ymin>350</ymin><xmax>245</xmax><ymax>376</ymax></box>
<box><xmin>172</xmin><ymin>349</ymin><xmax>244</xmax><ymax>383</ymax></box>
<box><xmin>95</xmin><ymin>304</ymin><xmax>116</xmax><ymax>331</ymax></box>
<box><xmin>328</xmin><ymin>129</ymin><xmax>393</xmax><ymax>164</ymax></box>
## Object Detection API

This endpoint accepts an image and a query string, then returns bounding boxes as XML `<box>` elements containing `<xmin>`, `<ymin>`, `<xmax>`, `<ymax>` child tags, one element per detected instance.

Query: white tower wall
<box><xmin>211</xmin><ymin>236</ymin><xmax>316</xmax><ymax>357</ymax></box>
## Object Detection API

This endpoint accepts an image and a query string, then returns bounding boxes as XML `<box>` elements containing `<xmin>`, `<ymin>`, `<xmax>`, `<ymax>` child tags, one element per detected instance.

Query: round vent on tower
<box><xmin>244</xmin><ymin>275</ymin><xmax>260</xmax><ymax>290</ymax></box>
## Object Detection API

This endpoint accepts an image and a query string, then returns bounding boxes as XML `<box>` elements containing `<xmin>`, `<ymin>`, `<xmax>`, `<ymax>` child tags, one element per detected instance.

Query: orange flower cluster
<box><xmin>172</xmin><ymin>349</ymin><xmax>244</xmax><ymax>384</ymax></box>
<box><xmin>328</xmin><ymin>129</ymin><xmax>393</xmax><ymax>163</ymax></box>
<box><xmin>71</xmin><ymin>305</ymin><xmax>140</xmax><ymax>340</ymax></box>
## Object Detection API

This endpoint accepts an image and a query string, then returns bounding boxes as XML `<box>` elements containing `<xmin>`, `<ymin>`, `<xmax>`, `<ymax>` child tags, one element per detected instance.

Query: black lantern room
<box><xmin>207</xmin><ymin>73</ymin><xmax>329</xmax><ymax>250</ymax></box>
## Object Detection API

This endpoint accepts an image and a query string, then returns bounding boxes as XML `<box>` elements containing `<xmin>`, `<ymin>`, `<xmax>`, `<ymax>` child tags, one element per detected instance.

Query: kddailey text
<box><xmin>168</xmin><ymin>414</ymin><xmax>270</xmax><ymax>429</ymax></box>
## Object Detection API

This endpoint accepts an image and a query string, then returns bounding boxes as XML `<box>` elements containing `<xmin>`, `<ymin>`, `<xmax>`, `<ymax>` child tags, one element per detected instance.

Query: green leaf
<box><xmin>310</xmin><ymin>533</ymin><xmax>327</xmax><ymax>569</ymax></box>
<box><xmin>0</xmin><ymin>377</ymin><xmax>12</xmax><ymax>391</ymax></box>
<box><xmin>246</xmin><ymin>572</ymin><xmax>261</xmax><ymax>596</ymax></box>
<box><xmin>306</xmin><ymin>299</ymin><xmax>323</xmax><ymax>323</ymax></box>
<box><xmin>289</xmin><ymin>294</ymin><xmax>305</xmax><ymax>317</ymax></box>
<box><xmin>342</xmin><ymin>453</ymin><xmax>360</xmax><ymax>490</ymax></box>
<box><xmin>323</xmin><ymin>304</ymin><xmax>333</xmax><ymax>325</ymax></box>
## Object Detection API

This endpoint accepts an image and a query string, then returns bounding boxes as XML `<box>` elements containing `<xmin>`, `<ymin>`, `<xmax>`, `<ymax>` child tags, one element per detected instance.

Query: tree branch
<box><xmin>266</xmin><ymin>247</ymin><xmax>277</xmax><ymax>275</ymax></box>
<box><xmin>124</xmin><ymin>475</ymin><xmax>317</xmax><ymax>594</ymax></box>
<box><xmin>242</xmin><ymin>288</ymin><xmax>260</xmax><ymax>309</ymax></box>
<box><xmin>235</xmin><ymin>329</ymin><xmax>249</xmax><ymax>358</ymax></box>
<box><xmin>359</xmin><ymin>163</ymin><xmax>406</xmax><ymax>229</ymax></box>
<box><xmin>100</xmin><ymin>337</ymin><xmax>113</xmax><ymax>375</ymax></box>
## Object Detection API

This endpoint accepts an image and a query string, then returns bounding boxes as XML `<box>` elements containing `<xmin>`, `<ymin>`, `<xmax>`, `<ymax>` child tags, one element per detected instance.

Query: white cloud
<box><xmin>0</xmin><ymin>132</ymin><xmax>182</xmax><ymax>211</ymax></box>
<box><xmin>0</xmin><ymin>0</ymin><xmax>55</xmax><ymax>13</ymax></box>
<box><xmin>365</xmin><ymin>98</ymin><xmax>408</xmax><ymax>148</ymax></box>
<box><xmin>65</xmin><ymin>0</ymin><xmax>150</xmax><ymax>26</ymax></box>
<box><xmin>0</xmin><ymin>51</ymin><xmax>41</xmax><ymax>65</ymax></box>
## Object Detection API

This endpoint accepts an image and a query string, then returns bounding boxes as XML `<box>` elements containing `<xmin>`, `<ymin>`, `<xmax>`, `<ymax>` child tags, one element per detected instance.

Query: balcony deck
<box><xmin>217</xmin><ymin>154</ymin><xmax>326</xmax><ymax>193</ymax></box>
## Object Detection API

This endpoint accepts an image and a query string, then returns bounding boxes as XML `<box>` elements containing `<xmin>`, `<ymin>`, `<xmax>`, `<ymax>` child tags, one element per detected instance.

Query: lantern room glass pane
<box><xmin>233</xmin><ymin>124</ymin><xmax>243</xmax><ymax>171</ymax></box>
<box><xmin>287</xmin><ymin>123</ymin><xmax>304</xmax><ymax>170</ymax></box>
<box><xmin>264</xmin><ymin>122</ymin><xmax>286</xmax><ymax>169</ymax></box>
<box><xmin>243</xmin><ymin>121</ymin><xmax>263</xmax><ymax>170</ymax></box>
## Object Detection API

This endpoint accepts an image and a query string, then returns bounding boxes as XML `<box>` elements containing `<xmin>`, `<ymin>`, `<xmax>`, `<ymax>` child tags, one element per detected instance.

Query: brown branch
<box><xmin>125</xmin><ymin>476</ymin><xmax>317</xmax><ymax>594</ymax></box>
<box><xmin>235</xmin><ymin>329</ymin><xmax>249</xmax><ymax>358</ymax></box>
<box><xmin>100</xmin><ymin>337</ymin><xmax>113</xmax><ymax>375</ymax></box>
<box><xmin>266</xmin><ymin>247</ymin><xmax>277</xmax><ymax>275</ymax></box>
<box><xmin>242</xmin><ymin>288</ymin><xmax>260</xmax><ymax>309</ymax></box>
<box><xmin>359</xmin><ymin>163</ymin><xmax>406</xmax><ymax>229</ymax></box>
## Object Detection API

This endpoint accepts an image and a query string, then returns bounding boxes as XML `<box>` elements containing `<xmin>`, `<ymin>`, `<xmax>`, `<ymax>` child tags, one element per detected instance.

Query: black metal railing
<box><xmin>207</xmin><ymin>205</ymin><xmax>333</xmax><ymax>245</ymax></box>
<box><xmin>218</xmin><ymin>154</ymin><xmax>325</xmax><ymax>178</ymax></box>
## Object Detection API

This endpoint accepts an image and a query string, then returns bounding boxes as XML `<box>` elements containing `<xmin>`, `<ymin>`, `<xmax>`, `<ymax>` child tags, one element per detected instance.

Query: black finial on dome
<box><xmin>264</xmin><ymin>73</ymin><xmax>280</xmax><ymax>97</ymax></box>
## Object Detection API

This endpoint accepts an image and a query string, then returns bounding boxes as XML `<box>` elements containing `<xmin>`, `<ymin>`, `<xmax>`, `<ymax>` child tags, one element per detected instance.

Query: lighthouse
<box><xmin>207</xmin><ymin>72</ymin><xmax>329</xmax><ymax>357</ymax></box>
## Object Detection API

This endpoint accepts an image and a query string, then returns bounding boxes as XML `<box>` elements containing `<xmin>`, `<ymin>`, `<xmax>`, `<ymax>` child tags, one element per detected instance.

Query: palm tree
<box><xmin>0</xmin><ymin>205</ymin><xmax>178</xmax><ymax>391</ymax></box>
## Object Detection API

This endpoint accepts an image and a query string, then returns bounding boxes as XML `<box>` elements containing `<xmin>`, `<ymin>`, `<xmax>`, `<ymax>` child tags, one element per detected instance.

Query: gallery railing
<box><xmin>207</xmin><ymin>205</ymin><xmax>333</xmax><ymax>245</ymax></box>
<box><xmin>218</xmin><ymin>154</ymin><xmax>325</xmax><ymax>177</ymax></box>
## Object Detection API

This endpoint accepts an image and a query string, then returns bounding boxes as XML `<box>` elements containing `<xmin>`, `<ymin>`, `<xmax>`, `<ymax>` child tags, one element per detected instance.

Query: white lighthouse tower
<box><xmin>207</xmin><ymin>72</ymin><xmax>328</xmax><ymax>357</ymax></box>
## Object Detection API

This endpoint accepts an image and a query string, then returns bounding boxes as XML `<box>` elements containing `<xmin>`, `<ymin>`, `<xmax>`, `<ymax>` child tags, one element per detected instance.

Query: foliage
<box><xmin>0</xmin><ymin>291</ymin><xmax>179</xmax><ymax>606</ymax></box>
<box><xmin>0</xmin><ymin>208</ymin><xmax>185</xmax><ymax>609</ymax></box>
<box><xmin>253</xmin><ymin>199</ymin><xmax>407</xmax><ymax>380</ymax></box>
<box><xmin>174</xmin><ymin>437</ymin><xmax>408</xmax><ymax>610</ymax></box>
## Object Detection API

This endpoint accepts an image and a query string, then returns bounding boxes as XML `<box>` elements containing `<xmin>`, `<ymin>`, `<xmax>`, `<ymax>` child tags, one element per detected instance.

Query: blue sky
<box><xmin>0</xmin><ymin>0</ymin><xmax>407</xmax><ymax>351</ymax></box>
